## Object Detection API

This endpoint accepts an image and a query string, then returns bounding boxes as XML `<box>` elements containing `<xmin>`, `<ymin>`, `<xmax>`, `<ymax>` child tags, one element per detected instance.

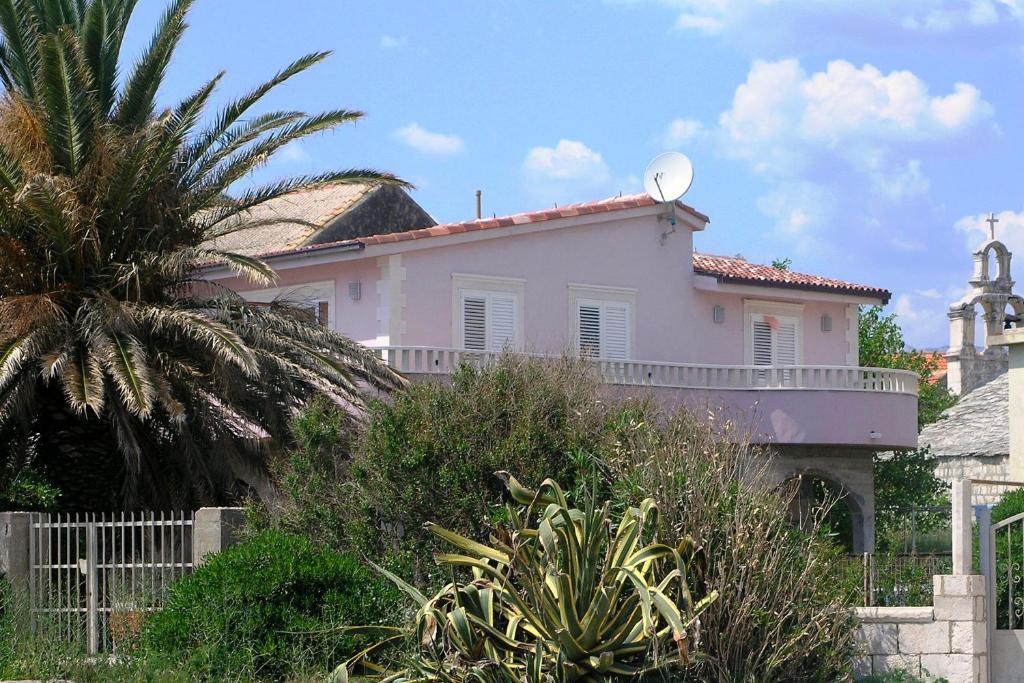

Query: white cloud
<box><xmin>622</xmin><ymin>0</ymin><xmax>1022</xmax><ymax>40</ymax></box>
<box><xmin>662</xmin><ymin>118</ymin><xmax>704</xmax><ymax>147</ymax></box>
<box><xmin>873</xmin><ymin>160</ymin><xmax>930</xmax><ymax>200</ymax></box>
<box><xmin>394</xmin><ymin>123</ymin><xmax>465</xmax><ymax>155</ymax></box>
<box><xmin>523</xmin><ymin>139</ymin><xmax>611</xmax><ymax>182</ymax></box>
<box><xmin>277</xmin><ymin>141</ymin><xmax>311</xmax><ymax>164</ymax></box>
<box><xmin>522</xmin><ymin>139</ymin><xmax>620</xmax><ymax>204</ymax></box>
<box><xmin>956</xmin><ymin>209</ymin><xmax>1024</xmax><ymax>256</ymax></box>
<box><xmin>720</xmin><ymin>59</ymin><xmax>992</xmax><ymax>166</ymax></box>
<box><xmin>379</xmin><ymin>35</ymin><xmax>407</xmax><ymax>49</ymax></box>
<box><xmin>890</xmin><ymin>236</ymin><xmax>928</xmax><ymax>252</ymax></box>
<box><xmin>710</xmin><ymin>58</ymin><xmax>991</xmax><ymax>252</ymax></box>
<box><xmin>915</xmin><ymin>288</ymin><xmax>944</xmax><ymax>299</ymax></box>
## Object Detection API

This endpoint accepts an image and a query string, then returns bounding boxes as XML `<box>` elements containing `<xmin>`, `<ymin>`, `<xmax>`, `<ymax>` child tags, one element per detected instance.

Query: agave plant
<box><xmin>365</xmin><ymin>474</ymin><xmax>717</xmax><ymax>683</ymax></box>
<box><xmin>0</xmin><ymin>0</ymin><xmax>405</xmax><ymax>508</ymax></box>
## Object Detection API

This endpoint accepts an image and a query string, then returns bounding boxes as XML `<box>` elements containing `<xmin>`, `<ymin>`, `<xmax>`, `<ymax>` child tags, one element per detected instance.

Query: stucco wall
<box><xmin>210</xmin><ymin>212</ymin><xmax>865</xmax><ymax>367</ymax></box>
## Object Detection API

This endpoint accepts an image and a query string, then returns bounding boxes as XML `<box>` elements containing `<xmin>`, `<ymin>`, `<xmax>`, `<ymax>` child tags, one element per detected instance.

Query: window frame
<box><xmin>743</xmin><ymin>300</ymin><xmax>804</xmax><ymax>366</ymax></box>
<box><xmin>238</xmin><ymin>280</ymin><xmax>336</xmax><ymax>330</ymax></box>
<box><xmin>451</xmin><ymin>274</ymin><xmax>525</xmax><ymax>351</ymax></box>
<box><xmin>568</xmin><ymin>284</ymin><xmax>637</xmax><ymax>360</ymax></box>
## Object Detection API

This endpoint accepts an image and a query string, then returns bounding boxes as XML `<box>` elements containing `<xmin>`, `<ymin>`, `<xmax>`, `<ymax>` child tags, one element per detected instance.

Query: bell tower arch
<box><xmin>947</xmin><ymin>219</ymin><xmax>1022</xmax><ymax>396</ymax></box>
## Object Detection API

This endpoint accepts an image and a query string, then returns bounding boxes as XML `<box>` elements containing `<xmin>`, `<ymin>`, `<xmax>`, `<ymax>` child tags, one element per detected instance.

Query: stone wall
<box><xmin>935</xmin><ymin>453</ymin><xmax>1009</xmax><ymax>505</ymax></box>
<box><xmin>854</xmin><ymin>575</ymin><xmax>987</xmax><ymax>683</ymax></box>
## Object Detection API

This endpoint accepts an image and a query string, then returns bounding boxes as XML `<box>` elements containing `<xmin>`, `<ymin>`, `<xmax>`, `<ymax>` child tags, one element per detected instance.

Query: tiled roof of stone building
<box><xmin>205</xmin><ymin>183</ymin><xmax>378</xmax><ymax>256</ymax></box>
<box><xmin>918</xmin><ymin>371</ymin><xmax>1008</xmax><ymax>458</ymax></box>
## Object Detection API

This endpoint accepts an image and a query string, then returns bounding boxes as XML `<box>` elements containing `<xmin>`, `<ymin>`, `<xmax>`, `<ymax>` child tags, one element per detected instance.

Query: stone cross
<box><xmin>987</xmin><ymin>212</ymin><xmax>999</xmax><ymax>241</ymax></box>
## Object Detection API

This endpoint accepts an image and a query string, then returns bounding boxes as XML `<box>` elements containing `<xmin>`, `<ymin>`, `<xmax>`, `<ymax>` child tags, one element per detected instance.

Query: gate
<box><xmin>986</xmin><ymin>510</ymin><xmax>1024</xmax><ymax>681</ymax></box>
<box><xmin>27</xmin><ymin>511</ymin><xmax>194</xmax><ymax>654</ymax></box>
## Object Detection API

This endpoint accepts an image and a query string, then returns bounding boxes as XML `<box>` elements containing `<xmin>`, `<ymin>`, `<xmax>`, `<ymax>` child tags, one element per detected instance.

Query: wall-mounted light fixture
<box><xmin>869</xmin><ymin>430</ymin><xmax>881</xmax><ymax>440</ymax></box>
<box><xmin>713</xmin><ymin>305</ymin><xmax>726</xmax><ymax>324</ymax></box>
<box><xmin>348</xmin><ymin>281</ymin><xmax>362</xmax><ymax>301</ymax></box>
<box><xmin>821</xmin><ymin>313</ymin><xmax>833</xmax><ymax>332</ymax></box>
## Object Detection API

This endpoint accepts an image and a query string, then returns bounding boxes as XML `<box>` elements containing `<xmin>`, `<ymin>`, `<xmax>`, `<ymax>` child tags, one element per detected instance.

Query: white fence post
<box><xmin>192</xmin><ymin>508</ymin><xmax>245</xmax><ymax>568</ymax></box>
<box><xmin>85</xmin><ymin>516</ymin><xmax>99</xmax><ymax>654</ymax></box>
<box><xmin>952</xmin><ymin>479</ymin><xmax>974</xmax><ymax>575</ymax></box>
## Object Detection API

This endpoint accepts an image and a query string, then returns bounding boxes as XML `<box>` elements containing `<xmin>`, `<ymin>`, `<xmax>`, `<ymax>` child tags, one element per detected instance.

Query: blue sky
<box><xmin>127</xmin><ymin>0</ymin><xmax>1024</xmax><ymax>349</ymax></box>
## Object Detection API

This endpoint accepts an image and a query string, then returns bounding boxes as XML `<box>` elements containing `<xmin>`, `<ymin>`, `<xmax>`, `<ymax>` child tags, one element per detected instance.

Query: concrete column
<box><xmin>0</xmin><ymin>512</ymin><xmax>31</xmax><ymax>591</ymax></box>
<box><xmin>952</xmin><ymin>480</ymin><xmax>973</xmax><ymax>576</ymax></box>
<box><xmin>990</xmin><ymin>328</ymin><xmax>1024</xmax><ymax>480</ymax></box>
<box><xmin>192</xmin><ymin>507</ymin><xmax>245</xmax><ymax>567</ymax></box>
<box><xmin>0</xmin><ymin>512</ymin><xmax>32</xmax><ymax>631</ymax></box>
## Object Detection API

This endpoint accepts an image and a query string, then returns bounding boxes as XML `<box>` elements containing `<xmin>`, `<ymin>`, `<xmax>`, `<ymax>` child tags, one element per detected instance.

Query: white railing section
<box><xmin>28</xmin><ymin>511</ymin><xmax>194</xmax><ymax>654</ymax></box>
<box><xmin>374</xmin><ymin>346</ymin><xmax>919</xmax><ymax>396</ymax></box>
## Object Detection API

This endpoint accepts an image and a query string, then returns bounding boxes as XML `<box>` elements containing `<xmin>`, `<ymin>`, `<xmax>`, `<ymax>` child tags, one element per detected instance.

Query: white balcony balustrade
<box><xmin>373</xmin><ymin>346</ymin><xmax>919</xmax><ymax>397</ymax></box>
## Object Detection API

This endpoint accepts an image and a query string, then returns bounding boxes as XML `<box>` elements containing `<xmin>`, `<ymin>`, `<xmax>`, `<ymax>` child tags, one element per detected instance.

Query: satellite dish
<box><xmin>643</xmin><ymin>152</ymin><xmax>694</xmax><ymax>203</ymax></box>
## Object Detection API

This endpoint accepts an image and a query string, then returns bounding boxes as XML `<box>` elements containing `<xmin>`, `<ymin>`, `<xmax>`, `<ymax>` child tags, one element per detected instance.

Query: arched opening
<box><xmin>785</xmin><ymin>471</ymin><xmax>865</xmax><ymax>553</ymax></box>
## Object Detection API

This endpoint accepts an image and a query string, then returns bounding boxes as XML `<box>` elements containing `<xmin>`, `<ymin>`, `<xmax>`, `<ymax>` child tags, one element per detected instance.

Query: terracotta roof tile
<box><xmin>692</xmin><ymin>252</ymin><xmax>890</xmax><ymax>302</ymax></box>
<box><xmin>254</xmin><ymin>193</ymin><xmax>707</xmax><ymax>259</ymax></box>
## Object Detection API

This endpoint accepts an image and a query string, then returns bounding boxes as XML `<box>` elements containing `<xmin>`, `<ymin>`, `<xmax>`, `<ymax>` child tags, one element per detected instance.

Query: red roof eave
<box><xmin>693</xmin><ymin>253</ymin><xmax>890</xmax><ymax>303</ymax></box>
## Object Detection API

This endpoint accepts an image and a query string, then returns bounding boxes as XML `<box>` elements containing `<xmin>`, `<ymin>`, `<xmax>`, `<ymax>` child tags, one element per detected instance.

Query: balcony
<box><xmin>374</xmin><ymin>346</ymin><xmax>920</xmax><ymax>450</ymax></box>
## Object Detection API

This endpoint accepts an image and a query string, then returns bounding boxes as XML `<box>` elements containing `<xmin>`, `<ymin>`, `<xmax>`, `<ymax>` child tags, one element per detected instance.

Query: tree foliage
<box><xmin>0</xmin><ymin>0</ymin><xmax>404</xmax><ymax>509</ymax></box>
<box><xmin>859</xmin><ymin>305</ymin><xmax>956</xmax><ymax>429</ymax></box>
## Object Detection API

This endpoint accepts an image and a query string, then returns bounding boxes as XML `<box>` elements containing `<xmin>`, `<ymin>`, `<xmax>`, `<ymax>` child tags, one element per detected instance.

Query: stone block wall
<box><xmin>935</xmin><ymin>454</ymin><xmax>1009</xmax><ymax>505</ymax></box>
<box><xmin>854</xmin><ymin>575</ymin><xmax>987</xmax><ymax>683</ymax></box>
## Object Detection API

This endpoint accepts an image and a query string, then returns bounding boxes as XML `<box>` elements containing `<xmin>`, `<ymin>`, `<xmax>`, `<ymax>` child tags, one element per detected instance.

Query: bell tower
<box><xmin>947</xmin><ymin>214</ymin><xmax>1023</xmax><ymax>395</ymax></box>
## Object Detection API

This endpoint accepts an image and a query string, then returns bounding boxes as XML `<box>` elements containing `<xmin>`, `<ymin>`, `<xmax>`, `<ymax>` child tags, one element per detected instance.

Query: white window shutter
<box><xmin>776</xmin><ymin>320</ymin><xmax>797</xmax><ymax>366</ymax></box>
<box><xmin>578</xmin><ymin>304</ymin><xmax>601</xmax><ymax>356</ymax></box>
<box><xmin>602</xmin><ymin>303</ymin><xmax>629</xmax><ymax>360</ymax></box>
<box><xmin>752</xmin><ymin>319</ymin><xmax>773</xmax><ymax>366</ymax></box>
<box><xmin>462</xmin><ymin>296</ymin><xmax>487</xmax><ymax>350</ymax></box>
<box><xmin>489</xmin><ymin>294</ymin><xmax>517</xmax><ymax>351</ymax></box>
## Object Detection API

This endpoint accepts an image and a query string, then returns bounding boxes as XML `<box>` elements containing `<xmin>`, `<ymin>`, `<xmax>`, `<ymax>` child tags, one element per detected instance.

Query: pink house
<box><xmin>204</xmin><ymin>185</ymin><xmax>919</xmax><ymax>552</ymax></box>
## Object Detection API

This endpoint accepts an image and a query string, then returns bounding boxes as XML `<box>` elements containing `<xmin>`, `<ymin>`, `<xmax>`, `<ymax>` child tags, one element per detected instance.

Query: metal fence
<box><xmin>838</xmin><ymin>553</ymin><xmax>953</xmax><ymax>607</ymax></box>
<box><xmin>28</xmin><ymin>511</ymin><xmax>194</xmax><ymax>654</ymax></box>
<box><xmin>875</xmin><ymin>504</ymin><xmax>953</xmax><ymax>555</ymax></box>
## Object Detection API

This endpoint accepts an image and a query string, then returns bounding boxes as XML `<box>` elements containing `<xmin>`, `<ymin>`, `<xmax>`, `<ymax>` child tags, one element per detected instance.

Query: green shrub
<box><xmin>605</xmin><ymin>407</ymin><xmax>859</xmax><ymax>682</ymax></box>
<box><xmin>271</xmin><ymin>354</ymin><xmax>613</xmax><ymax>582</ymax></box>
<box><xmin>140</xmin><ymin>529</ymin><xmax>402</xmax><ymax>680</ymax></box>
<box><xmin>376</xmin><ymin>476</ymin><xmax>716</xmax><ymax>682</ymax></box>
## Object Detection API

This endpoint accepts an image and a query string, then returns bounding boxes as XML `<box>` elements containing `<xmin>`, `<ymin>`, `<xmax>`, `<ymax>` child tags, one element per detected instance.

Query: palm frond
<box><xmin>37</xmin><ymin>27</ymin><xmax>98</xmax><ymax>173</ymax></box>
<box><xmin>104</xmin><ymin>331</ymin><xmax>154</xmax><ymax>416</ymax></box>
<box><xmin>183</xmin><ymin>51</ymin><xmax>330</xmax><ymax>169</ymax></box>
<box><xmin>114</xmin><ymin>0</ymin><xmax>192</xmax><ymax>127</ymax></box>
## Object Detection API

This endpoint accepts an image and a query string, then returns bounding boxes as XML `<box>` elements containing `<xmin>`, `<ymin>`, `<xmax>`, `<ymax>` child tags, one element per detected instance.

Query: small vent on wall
<box><xmin>821</xmin><ymin>313</ymin><xmax>833</xmax><ymax>332</ymax></box>
<box><xmin>348</xmin><ymin>281</ymin><xmax>362</xmax><ymax>301</ymax></box>
<box><xmin>712</xmin><ymin>305</ymin><xmax>725</xmax><ymax>324</ymax></box>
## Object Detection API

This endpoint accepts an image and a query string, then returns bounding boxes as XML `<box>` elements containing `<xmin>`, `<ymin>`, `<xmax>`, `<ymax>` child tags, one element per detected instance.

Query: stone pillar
<box><xmin>0</xmin><ymin>512</ymin><xmax>32</xmax><ymax>631</ymax></box>
<box><xmin>192</xmin><ymin>507</ymin><xmax>246</xmax><ymax>568</ymax></box>
<box><xmin>990</xmin><ymin>328</ymin><xmax>1024</xmax><ymax>480</ymax></box>
<box><xmin>952</xmin><ymin>480</ymin><xmax>973</xmax><ymax>576</ymax></box>
<box><xmin>947</xmin><ymin>306</ymin><xmax>976</xmax><ymax>397</ymax></box>
<box><xmin>929</xmin><ymin>574</ymin><xmax>988</xmax><ymax>683</ymax></box>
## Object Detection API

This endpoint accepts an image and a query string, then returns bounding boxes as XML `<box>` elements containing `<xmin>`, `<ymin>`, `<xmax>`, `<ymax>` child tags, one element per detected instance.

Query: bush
<box><xmin>140</xmin><ymin>529</ymin><xmax>402</xmax><ymax>680</ymax></box>
<box><xmin>270</xmin><ymin>355</ymin><xmax>613</xmax><ymax>582</ymax></box>
<box><xmin>605</xmin><ymin>407</ymin><xmax>859</xmax><ymax>682</ymax></box>
<box><xmin>380</xmin><ymin>477</ymin><xmax>715</xmax><ymax>682</ymax></box>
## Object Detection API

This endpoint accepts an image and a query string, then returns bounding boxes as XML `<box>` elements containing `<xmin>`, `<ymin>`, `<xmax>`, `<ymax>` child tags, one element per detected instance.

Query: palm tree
<box><xmin>0</xmin><ymin>0</ymin><xmax>406</xmax><ymax>509</ymax></box>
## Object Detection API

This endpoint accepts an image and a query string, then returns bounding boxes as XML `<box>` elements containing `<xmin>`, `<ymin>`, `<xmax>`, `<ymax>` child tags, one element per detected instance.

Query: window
<box><xmin>238</xmin><ymin>280</ymin><xmax>336</xmax><ymax>330</ymax></box>
<box><xmin>460</xmin><ymin>290</ymin><xmax>519</xmax><ymax>351</ymax></box>
<box><xmin>750</xmin><ymin>313</ymin><xmax>799</xmax><ymax>366</ymax></box>
<box><xmin>452</xmin><ymin>274</ymin><xmax>525</xmax><ymax>352</ymax></box>
<box><xmin>569</xmin><ymin>284</ymin><xmax>635</xmax><ymax>360</ymax></box>
<box><xmin>745</xmin><ymin>301</ymin><xmax>802</xmax><ymax>386</ymax></box>
<box><xmin>576</xmin><ymin>299</ymin><xmax>631</xmax><ymax>359</ymax></box>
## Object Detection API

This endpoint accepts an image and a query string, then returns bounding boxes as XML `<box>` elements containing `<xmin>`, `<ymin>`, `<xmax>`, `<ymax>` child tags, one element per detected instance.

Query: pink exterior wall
<box><xmin>208</xmin><ymin>211</ymin><xmax>867</xmax><ymax>367</ymax></box>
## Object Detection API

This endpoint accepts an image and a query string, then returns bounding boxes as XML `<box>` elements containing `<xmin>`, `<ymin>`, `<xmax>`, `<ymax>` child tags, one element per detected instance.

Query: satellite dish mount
<box><xmin>643</xmin><ymin>152</ymin><xmax>694</xmax><ymax>242</ymax></box>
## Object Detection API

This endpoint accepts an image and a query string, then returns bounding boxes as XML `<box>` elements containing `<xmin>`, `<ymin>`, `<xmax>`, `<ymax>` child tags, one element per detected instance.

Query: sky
<box><xmin>125</xmin><ymin>0</ymin><xmax>1024</xmax><ymax>349</ymax></box>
